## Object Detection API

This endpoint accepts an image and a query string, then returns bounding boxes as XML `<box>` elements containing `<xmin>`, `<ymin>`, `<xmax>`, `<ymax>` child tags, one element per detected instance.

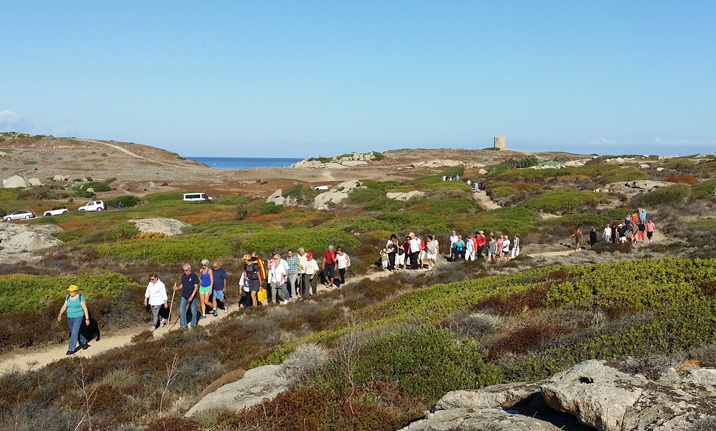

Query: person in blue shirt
<box><xmin>173</xmin><ymin>264</ymin><xmax>199</xmax><ymax>328</ymax></box>
<box><xmin>211</xmin><ymin>260</ymin><xmax>228</xmax><ymax>315</ymax></box>
<box><xmin>57</xmin><ymin>284</ymin><xmax>90</xmax><ymax>355</ymax></box>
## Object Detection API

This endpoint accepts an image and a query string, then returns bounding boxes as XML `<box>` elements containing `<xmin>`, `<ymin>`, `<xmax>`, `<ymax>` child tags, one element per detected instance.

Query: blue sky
<box><xmin>1</xmin><ymin>1</ymin><xmax>715</xmax><ymax>158</ymax></box>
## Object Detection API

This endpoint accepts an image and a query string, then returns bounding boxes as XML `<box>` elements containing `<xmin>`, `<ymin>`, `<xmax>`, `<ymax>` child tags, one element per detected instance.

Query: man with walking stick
<box><xmin>173</xmin><ymin>263</ymin><xmax>199</xmax><ymax>329</ymax></box>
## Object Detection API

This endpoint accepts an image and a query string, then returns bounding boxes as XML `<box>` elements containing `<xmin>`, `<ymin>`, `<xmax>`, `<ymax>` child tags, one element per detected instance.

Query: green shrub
<box><xmin>662</xmin><ymin>157</ymin><xmax>696</xmax><ymax>170</ymax></box>
<box><xmin>77</xmin><ymin>222</ymin><xmax>140</xmax><ymax>244</ymax></box>
<box><xmin>523</xmin><ymin>188</ymin><xmax>599</xmax><ymax>213</ymax></box>
<box><xmin>0</xmin><ymin>207</ymin><xmax>5</xmax><ymax>217</ymax></box>
<box><xmin>259</xmin><ymin>201</ymin><xmax>282</xmax><ymax>214</ymax></box>
<box><xmin>372</xmin><ymin>151</ymin><xmax>386</xmax><ymax>161</ymax></box>
<box><xmin>692</xmin><ymin>179</ymin><xmax>716</xmax><ymax>199</ymax></box>
<box><xmin>489</xmin><ymin>186</ymin><xmax>520</xmax><ymax>199</ymax></box>
<box><xmin>516</xmin><ymin>155</ymin><xmax>539</xmax><ymax>168</ymax></box>
<box><xmin>240</xmin><ymin>227</ymin><xmax>358</xmax><ymax>254</ymax></box>
<box><xmin>425</xmin><ymin>198</ymin><xmax>475</xmax><ymax>216</ymax></box>
<box><xmin>602</xmin><ymin>166</ymin><xmax>647</xmax><ymax>183</ymax></box>
<box><xmin>0</xmin><ymin>271</ymin><xmax>133</xmax><ymax>313</ymax></box>
<box><xmin>30</xmin><ymin>186</ymin><xmax>66</xmax><ymax>200</ymax></box>
<box><xmin>235</xmin><ymin>203</ymin><xmax>251</xmax><ymax>220</ymax></box>
<box><xmin>96</xmin><ymin>234</ymin><xmax>234</xmax><ymax>263</ymax></box>
<box><xmin>105</xmin><ymin>195</ymin><xmax>141</xmax><ymax>208</ymax></box>
<box><xmin>351</xmin><ymin>326</ymin><xmax>499</xmax><ymax>403</ymax></box>
<box><xmin>632</xmin><ymin>184</ymin><xmax>690</xmax><ymax>207</ymax></box>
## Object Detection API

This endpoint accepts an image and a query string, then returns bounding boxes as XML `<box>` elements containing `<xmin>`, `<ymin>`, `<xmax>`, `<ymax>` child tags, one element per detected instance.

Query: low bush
<box><xmin>96</xmin><ymin>234</ymin><xmax>234</xmax><ymax>263</ymax></box>
<box><xmin>259</xmin><ymin>201</ymin><xmax>282</xmax><ymax>215</ymax></box>
<box><xmin>105</xmin><ymin>195</ymin><xmax>141</xmax><ymax>208</ymax></box>
<box><xmin>662</xmin><ymin>157</ymin><xmax>695</xmax><ymax>170</ymax></box>
<box><xmin>632</xmin><ymin>184</ymin><xmax>691</xmax><ymax>207</ymax></box>
<box><xmin>30</xmin><ymin>186</ymin><xmax>66</xmax><ymax>200</ymax></box>
<box><xmin>602</xmin><ymin>166</ymin><xmax>647</xmax><ymax>183</ymax></box>
<box><xmin>692</xmin><ymin>178</ymin><xmax>716</xmax><ymax>198</ymax></box>
<box><xmin>523</xmin><ymin>188</ymin><xmax>600</xmax><ymax>213</ymax></box>
<box><xmin>76</xmin><ymin>222</ymin><xmax>140</xmax><ymax>244</ymax></box>
<box><xmin>516</xmin><ymin>155</ymin><xmax>539</xmax><ymax>168</ymax></box>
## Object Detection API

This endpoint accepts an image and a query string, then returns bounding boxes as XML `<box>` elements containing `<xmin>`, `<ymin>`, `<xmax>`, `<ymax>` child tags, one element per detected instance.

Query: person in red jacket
<box><xmin>475</xmin><ymin>231</ymin><xmax>486</xmax><ymax>259</ymax></box>
<box><xmin>322</xmin><ymin>245</ymin><xmax>337</xmax><ymax>288</ymax></box>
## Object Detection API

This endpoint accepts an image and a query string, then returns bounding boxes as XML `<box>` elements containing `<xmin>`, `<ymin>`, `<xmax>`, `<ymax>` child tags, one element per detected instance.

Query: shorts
<box><xmin>199</xmin><ymin>285</ymin><xmax>211</xmax><ymax>294</ymax></box>
<box><xmin>324</xmin><ymin>263</ymin><xmax>335</xmax><ymax>278</ymax></box>
<box><xmin>426</xmin><ymin>252</ymin><xmax>437</xmax><ymax>260</ymax></box>
<box><xmin>212</xmin><ymin>289</ymin><xmax>225</xmax><ymax>300</ymax></box>
<box><xmin>647</xmin><ymin>231</ymin><xmax>653</xmax><ymax>239</ymax></box>
<box><xmin>248</xmin><ymin>279</ymin><xmax>261</xmax><ymax>292</ymax></box>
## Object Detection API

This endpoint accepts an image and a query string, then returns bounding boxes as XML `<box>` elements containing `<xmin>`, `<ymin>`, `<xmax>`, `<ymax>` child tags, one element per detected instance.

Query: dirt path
<box><xmin>82</xmin><ymin>139</ymin><xmax>187</xmax><ymax>168</ymax></box>
<box><xmin>0</xmin><ymin>270</ymin><xmax>399</xmax><ymax>375</ymax></box>
<box><xmin>472</xmin><ymin>191</ymin><xmax>501</xmax><ymax>210</ymax></box>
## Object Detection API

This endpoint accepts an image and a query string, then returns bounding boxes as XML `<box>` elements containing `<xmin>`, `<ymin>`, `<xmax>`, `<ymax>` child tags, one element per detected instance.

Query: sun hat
<box><xmin>68</xmin><ymin>285</ymin><xmax>78</xmax><ymax>292</ymax></box>
<box><xmin>306</xmin><ymin>252</ymin><xmax>313</xmax><ymax>260</ymax></box>
<box><xmin>242</xmin><ymin>254</ymin><xmax>252</xmax><ymax>260</ymax></box>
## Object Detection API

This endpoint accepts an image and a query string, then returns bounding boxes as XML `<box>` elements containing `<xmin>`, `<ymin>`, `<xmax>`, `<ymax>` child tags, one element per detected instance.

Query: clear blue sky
<box><xmin>2</xmin><ymin>1</ymin><xmax>715</xmax><ymax>158</ymax></box>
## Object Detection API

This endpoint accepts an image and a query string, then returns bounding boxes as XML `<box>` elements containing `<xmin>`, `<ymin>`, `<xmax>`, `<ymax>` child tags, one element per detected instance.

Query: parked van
<box><xmin>183</xmin><ymin>193</ymin><xmax>212</xmax><ymax>202</ymax></box>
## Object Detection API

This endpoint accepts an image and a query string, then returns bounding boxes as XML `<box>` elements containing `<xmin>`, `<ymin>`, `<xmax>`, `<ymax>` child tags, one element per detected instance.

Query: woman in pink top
<box><xmin>646</xmin><ymin>220</ymin><xmax>656</xmax><ymax>242</ymax></box>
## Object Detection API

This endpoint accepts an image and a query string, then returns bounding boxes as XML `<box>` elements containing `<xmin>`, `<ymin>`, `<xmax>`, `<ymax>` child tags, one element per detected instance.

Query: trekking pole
<box><xmin>168</xmin><ymin>284</ymin><xmax>177</xmax><ymax>322</ymax></box>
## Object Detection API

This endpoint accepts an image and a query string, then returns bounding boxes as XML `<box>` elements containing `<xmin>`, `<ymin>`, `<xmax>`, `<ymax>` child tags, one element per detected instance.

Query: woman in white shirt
<box><xmin>144</xmin><ymin>274</ymin><xmax>168</xmax><ymax>330</ymax></box>
<box><xmin>268</xmin><ymin>254</ymin><xmax>288</xmax><ymax>304</ymax></box>
<box><xmin>335</xmin><ymin>247</ymin><xmax>351</xmax><ymax>286</ymax></box>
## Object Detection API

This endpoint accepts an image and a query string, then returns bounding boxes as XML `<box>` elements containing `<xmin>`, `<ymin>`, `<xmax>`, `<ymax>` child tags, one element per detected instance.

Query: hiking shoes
<box><xmin>66</xmin><ymin>350</ymin><xmax>74</xmax><ymax>356</ymax></box>
<box><xmin>213</xmin><ymin>308</ymin><xmax>218</xmax><ymax>317</ymax></box>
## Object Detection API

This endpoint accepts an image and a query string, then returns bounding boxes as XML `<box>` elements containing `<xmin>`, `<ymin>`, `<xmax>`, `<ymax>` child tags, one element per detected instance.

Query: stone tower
<box><xmin>494</xmin><ymin>136</ymin><xmax>506</xmax><ymax>150</ymax></box>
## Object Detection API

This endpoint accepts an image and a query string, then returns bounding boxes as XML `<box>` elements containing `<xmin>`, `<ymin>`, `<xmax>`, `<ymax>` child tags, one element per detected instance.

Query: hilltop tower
<box><xmin>494</xmin><ymin>136</ymin><xmax>506</xmax><ymax>150</ymax></box>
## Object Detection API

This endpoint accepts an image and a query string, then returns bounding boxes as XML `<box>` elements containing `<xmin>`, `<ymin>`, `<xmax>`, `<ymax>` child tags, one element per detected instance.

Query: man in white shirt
<box><xmin>449</xmin><ymin>230</ymin><xmax>458</xmax><ymax>261</ymax></box>
<box><xmin>409</xmin><ymin>233</ymin><xmax>421</xmax><ymax>269</ymax></box>
<box><xmin>603</xmin><ymin>225</ymin><xmax>612</xmax><ymax>243</ymax></box>
<box><xmin>269</xmin><ymin>254</ymin><xmax>288</xmax><ymax>304</ymax></box>
<box><xmin>144</xmin><ymin>274</ymin><xmax>168</xmax><ymax>330</ymax></box>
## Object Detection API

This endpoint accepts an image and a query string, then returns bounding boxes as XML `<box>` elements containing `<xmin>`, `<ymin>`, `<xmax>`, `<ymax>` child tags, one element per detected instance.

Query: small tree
<box><xmin>516</xmin><ymin>155</ymin><xmax>539</xmax><ymax>168</ymax></box>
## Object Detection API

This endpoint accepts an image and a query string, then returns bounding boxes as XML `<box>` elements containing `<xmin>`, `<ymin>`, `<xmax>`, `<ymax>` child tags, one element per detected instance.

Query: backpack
<box><xmin>250</xmin><ymin>258</ymin><xmax>266</xmax><ymax>280</ymax></box>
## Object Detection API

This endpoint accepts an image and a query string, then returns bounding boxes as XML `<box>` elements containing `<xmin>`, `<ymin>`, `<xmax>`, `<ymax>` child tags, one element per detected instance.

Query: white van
<box><xmin>182</xmin><ymin>193</ymin><xmax>212</xmax><ymax>202</ymax></box>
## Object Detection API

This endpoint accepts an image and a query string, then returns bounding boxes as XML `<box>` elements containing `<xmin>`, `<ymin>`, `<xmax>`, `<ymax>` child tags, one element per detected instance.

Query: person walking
<box><xmin>144</xmin><ymin>274</ymin><xmax>168</xmax><ymax>330</ymax></box>
<box><xmin>174</xmin><ymin>264</ymin><xmax>199</xmax><ymax>329</ymax></box>
<box><xmin>57</xmin><ymin>285</ymin><xmax>90</xmax><ymax>355</ymax></box>
<box><xmin>211</xmin><ymin>260</ymin><xmax>228</xmax><ymax>314</ymax></box>
<box><xmin>426</xmin><ymin>234</ymin><xmax>439</xmax><ymax>268</ymax></box>
<box><xmin>335</xmin><ymin>247</ymin><xmax>351</xmax><ymax>286</ymax></box>
<box><xmin>386</xmin><ymin>234</ymin><xmax>397</xmax><ymax>271</ymax></box>
<box><xmin>197</xmin><ymin>259</ymin><xmax>214</xmax><ymax>319</ymax></box>
<box><xmin>589</xmin><ymin>227</ymin><xmax>598</xmax><ymax>247</ymax></box>
<box><xmin>286</xmin><ymin>249</ymin><xmax>300</xmax><ymax>298</ymax></box>
<box><xmin>304</xmin><ymin>252</ymin><xmax>319</xmax><ymax>296</ymax></box>
<box><xmin>297</xmin><ymin>248</ymin><xmax>308</xmax><ymax>297</ymax></box>
<box><xmin>269</xmin><ymin>254</ymin><xmax>288</xmax><ymax>305</ymax></box>
<box><xmin>323</xmin><ymin>245</ymin><xmax>337</xmax><ymax>288</ymax></box>
<box><xmin>243</xmin><ymin>254</ymin><xmax>263</xmax><ymax>307</ymax></box>
<box><xmin>570</xmin><ymin>226</ymin><xmax>583</xmax><ymax>250</ymax></box>
<box><xmin>511</xmin><ymin>234</ymin><xmax>520</xmax><ymax>258</ymax></box>
<box><xmin>646</xmin><ymin>219</ymin><xmax>656</xmax><ymax>242</ymax></box>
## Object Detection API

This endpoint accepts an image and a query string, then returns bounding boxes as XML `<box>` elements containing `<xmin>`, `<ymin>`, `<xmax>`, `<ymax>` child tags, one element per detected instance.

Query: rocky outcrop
<box><xmin>313</xmin><ymin>180</ymin><xmax>364</xmax><ymax>210</ymax></box>
<box><xmin>291</xmin><ymin>152</ymin><xmax>377</xmax><ymax>169</ymax></box>
<box><xmin>128</xmin><ymin>218</ymin><xmax>189</xmax><ymax>237</ymax></box>
<box><xmin>386</xmin><ymin>191</ymin><xmax>425</xmax><ymax>201</ymax></box>
<box><xmin>0</xmin><ymin>224</ymin><xmax>63</xmax><ymax>264</ymax></box>
<box><xmin>53</xmin><ymin>174</ymin><xmax>70</xmax><ymax>181</ymax></box>
<box><xmin>185</xmin><ymin>364</ymin><xmax>289</xmax><ymax>417</ymax></box>
<box><xmin>2</xmin><ymin>175</ymin><xmax>28</xmax><ymax>188</ymax></box>
<box><xmin>266</xmin><ymin>189</ymin><xmax>299</xmax><ymax>206</ymax></box>
<box><xmin>401</xmin><ymin>360</ymin><xmax>716</xmax><ymax>431</ymax></box>
<box><xmin>600</xmin><ymin>180</ymin><xmax>670</xmax><ymax>196</ymax></box>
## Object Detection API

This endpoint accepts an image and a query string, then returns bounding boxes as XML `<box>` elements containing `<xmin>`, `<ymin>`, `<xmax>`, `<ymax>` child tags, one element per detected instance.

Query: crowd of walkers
<box><xmin>570</xmin><ymin>209</ymin><xmax>656</xmax><ymax>250</ymax></box>
<box><xmin>380</xmin><ymin>230</ymin><xmax>521</xmax><ymax>272</ymax></box>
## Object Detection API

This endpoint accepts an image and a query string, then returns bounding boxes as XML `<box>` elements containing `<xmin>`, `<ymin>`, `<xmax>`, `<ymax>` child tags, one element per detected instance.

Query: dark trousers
<box><xmin>388</xmin><ymin>252</ymin><xmax>396</xmax><ymax>270</ymax></box>
<box><xmin>477</xmin><ymin>245</ymin><xmax>484</xmax><ymax>258</ymax></box>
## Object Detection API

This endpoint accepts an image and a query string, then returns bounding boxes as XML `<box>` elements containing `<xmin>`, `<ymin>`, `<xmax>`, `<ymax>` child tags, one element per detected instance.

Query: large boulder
<box><xmin>27</xmin><ymin>178</ymin><xmax>43</xmax><ymax>186</ymax></box>
<box><xmin>0</xmin><ymin>224</ymin><xmax>63</xmax><ymax>264</ymax></box>
<box><xmin>185</xmin><ymin>365</ymin><xmax>289</xmax><ymax>417</ymax></box>
<box><xmin>53</xmin><ymin>174</ymin><xmax>70</xmax><ymax>181</ymax></box>
<box><xmin>129</xmin><ymin>218</ymin><xmax>190</xmax><ymax>237</ymax></box>
<box><xmin>2</xmin><ymin>175</ymin><xmax>28</xmax><ymax>188</ymax></box>
<box><xmin>265</xmin><ymin>189</ymin><xmax>298</xmax><ymax>206</ymax></box>
<box><xmin>402</xmin><ymin>360</ymin><xmax>716</xmax><ymax>431</ymax></box>
<box><xmin>313</xmin><ymin>180</ymin><xmax>364</xmax><ymax>211</ymax></box>
<box><xmin>386</xmin><ymin>191</ymin><xmax>425</xmax><ymax>201</ymax></box>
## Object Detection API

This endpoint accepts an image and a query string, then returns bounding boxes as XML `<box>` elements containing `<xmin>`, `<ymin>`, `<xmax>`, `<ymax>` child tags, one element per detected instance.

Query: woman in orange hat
<box><xmin>57</xmin><ymin>285</ymin><xmax>90</xmax><ymax>355</ymax></box>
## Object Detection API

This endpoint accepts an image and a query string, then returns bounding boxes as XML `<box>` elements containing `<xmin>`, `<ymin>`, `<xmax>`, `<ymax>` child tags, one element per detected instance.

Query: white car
<box><xmin>3</xmin><ymin>210</ymin><xmax>35</xmax><ymax>221</ymax></box>
<box><xmin>43</xmin><ymin>206</ymin><xmax>69</xmax><ymax>217</ymax></box>
<box><xmin>312</xmin><ymin>185</ymin><xmax>329</xmax><ymax>191</ymax></box>
<box><xmin>77</xmin><ymin>200</ymin><xmax>106</xmax><ymax>212</ymax></box>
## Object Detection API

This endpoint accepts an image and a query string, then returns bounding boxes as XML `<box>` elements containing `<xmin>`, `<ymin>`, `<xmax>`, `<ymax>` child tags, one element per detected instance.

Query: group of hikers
<box><xmin>441</xmin><ymin>174</ymin><xmax>485</xmax><ymax>192</ymax></box>
<box><xmin>379</xmin><ymin>230</ymin><xmax>521</xmax><ymax>271</ymax></box>
<box><xmin>571</xmin><ymin>209</ymin><xmax>656</xmax><ymax>250</ymax></box>
<box><xmin>58</xmin><ymin>245</ymin><xmax>352</xmax><ymax>352</ymax></box>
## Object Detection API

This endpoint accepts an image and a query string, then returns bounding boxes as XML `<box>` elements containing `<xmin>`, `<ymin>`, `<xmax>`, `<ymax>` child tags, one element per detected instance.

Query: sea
<box><xmin>187</xmin><ymin>157</ymin><xmax>302</xmax><ymax>169</ymax></box>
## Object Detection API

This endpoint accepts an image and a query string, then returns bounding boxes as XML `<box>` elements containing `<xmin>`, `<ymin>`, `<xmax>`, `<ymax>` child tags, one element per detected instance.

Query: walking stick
<box><xmin>168</xmin><ymin>284</ymin><xmax>177</xmax><ymax>322</ymax></box>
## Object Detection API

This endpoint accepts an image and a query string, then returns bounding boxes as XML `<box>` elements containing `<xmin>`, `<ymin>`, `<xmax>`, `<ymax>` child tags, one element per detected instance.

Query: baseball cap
<box><xmin>306</xmin><ymin>252</ymin><xmax>313</xmax><ymax>260</ymax></box>
<box><xmin>242</xmin><ymin>254</ymin><xmax>252</xmax><ymax>260</ymax></box>
<box><xmin>68</xmin><ymin>285</ymin><xmax>78</xmax><ymax>292</ymax></box>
